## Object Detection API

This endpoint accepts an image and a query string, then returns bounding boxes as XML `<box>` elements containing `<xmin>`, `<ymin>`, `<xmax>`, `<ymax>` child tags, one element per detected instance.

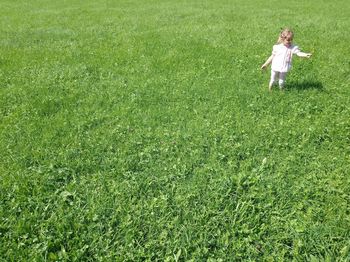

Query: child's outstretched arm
<box><xmin>261</xmin><ymin>54</ymin><xmax>274</xmax><ymax>70</ymax></box>
<box><xmin>296</xmin><ymin>52</ymin><xmax>312</xmax><ymax>58</ymax></box>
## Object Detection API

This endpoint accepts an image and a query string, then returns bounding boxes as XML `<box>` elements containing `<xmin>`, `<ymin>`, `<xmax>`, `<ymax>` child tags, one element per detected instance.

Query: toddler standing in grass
<box><xmin>261</xmin><ymin>28</ymin><xmax>312</xmax><ymax>91</ymax></box>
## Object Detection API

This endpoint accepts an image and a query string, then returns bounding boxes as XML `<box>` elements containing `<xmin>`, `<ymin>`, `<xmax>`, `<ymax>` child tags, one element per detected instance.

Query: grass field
<box><xmin>1</xmin><ymin>0</ymin><xmax>350</xmax><ymax>260</ymax></box>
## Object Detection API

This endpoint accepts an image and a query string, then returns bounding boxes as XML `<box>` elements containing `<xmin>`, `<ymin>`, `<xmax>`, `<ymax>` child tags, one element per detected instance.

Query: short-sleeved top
<box><xmin>271</xmin><ymin>44</ymin><xmax>300</xmax><ymax>72</ymax></box>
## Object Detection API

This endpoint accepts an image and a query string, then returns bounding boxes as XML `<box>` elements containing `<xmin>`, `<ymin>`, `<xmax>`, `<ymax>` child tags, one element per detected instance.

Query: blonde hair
<box><xmin>277</xmin><ymin>28</ymin><xmax>294</xmax><ymax>43</ymax></box>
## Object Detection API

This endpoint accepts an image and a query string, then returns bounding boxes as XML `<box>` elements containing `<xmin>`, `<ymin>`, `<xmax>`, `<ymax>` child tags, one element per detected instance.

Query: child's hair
<box><xmin>277</xmin><ymin>28</ymin><xmax>294</xmax><ymax>43</ymax></box>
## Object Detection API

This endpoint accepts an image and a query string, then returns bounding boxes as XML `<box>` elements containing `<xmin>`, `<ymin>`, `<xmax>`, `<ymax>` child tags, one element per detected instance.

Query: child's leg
<box><xmin>278</xmin><ymin>72</ymin><xmax>287</xmax><ymax>89</ymax></box>
<box><xmin>269</xmin><ymin>70</ymin><xmax>279</xmax><ymax>90</ymax></box>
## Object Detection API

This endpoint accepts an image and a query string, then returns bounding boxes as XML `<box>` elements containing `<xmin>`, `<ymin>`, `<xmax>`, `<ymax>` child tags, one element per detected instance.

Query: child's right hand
<box><xmin>261</xmin><ymin>64</ymin><xmax>267</xmax><ymax>70</ymax></box>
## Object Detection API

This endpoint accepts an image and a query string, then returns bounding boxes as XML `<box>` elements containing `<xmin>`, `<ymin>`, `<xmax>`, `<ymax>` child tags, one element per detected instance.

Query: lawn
<box><xmin>1</xmin><ymin>0</ymin><xmax>350</xmax><ymax>260</ymax></box>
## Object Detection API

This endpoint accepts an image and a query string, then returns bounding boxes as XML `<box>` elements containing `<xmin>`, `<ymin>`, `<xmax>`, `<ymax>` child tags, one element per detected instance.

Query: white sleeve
<box><xmin>272</xmin><ymin>45</ymin><xmax>277</xmax><ymax>55</ymax></box>
<box><xmin>292</xmin><ymin>45</ymin><xmax>301</xmax><ymax>54</ymax></box>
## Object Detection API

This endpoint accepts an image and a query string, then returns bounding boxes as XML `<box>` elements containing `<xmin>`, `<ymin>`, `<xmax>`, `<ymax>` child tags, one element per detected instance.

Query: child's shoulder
<box><xmin>291</xmin><ymin>44</ymin><xmax>300</xmax><ymax>53</ymax></box>
<box><xmin>272</xmin><ymin>43</ymin><xmax>283</xmax><ymax>50</ymax></box>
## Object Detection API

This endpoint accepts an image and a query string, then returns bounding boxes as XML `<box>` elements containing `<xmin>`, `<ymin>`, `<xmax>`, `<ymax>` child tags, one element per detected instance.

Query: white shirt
<box><xmin>271</xmin><ymin>44</ymin><xmax>300</xmax><ymax>73</ymax></box>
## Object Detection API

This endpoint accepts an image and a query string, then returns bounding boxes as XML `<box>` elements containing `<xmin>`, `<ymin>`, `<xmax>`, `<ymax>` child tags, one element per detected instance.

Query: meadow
<box><xmin>1</xmin><ymin>0</ymin><xmax>350</xmax><ymax>260</ymax></box>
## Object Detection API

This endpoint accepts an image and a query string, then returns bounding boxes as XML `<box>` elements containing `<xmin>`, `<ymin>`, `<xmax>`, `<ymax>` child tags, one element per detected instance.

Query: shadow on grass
<box><xmin>286</xmin><ymin>80</ymin><xmax>324</xmax><ymax>91</ymax></box>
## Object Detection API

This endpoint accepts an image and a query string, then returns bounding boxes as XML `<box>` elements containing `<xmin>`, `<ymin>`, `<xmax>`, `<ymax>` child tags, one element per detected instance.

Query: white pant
<box><xmin>270</xmin><ymin>70</ymin><xmax>287</xmax><ymax>88</ymax></box>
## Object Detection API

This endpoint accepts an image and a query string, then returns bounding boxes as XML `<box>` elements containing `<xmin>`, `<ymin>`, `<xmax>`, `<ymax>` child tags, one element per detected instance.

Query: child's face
<box><xmin>283</xmin><ymin>36</ymin><xmax>293</xmax><ymax>47</ymax></box>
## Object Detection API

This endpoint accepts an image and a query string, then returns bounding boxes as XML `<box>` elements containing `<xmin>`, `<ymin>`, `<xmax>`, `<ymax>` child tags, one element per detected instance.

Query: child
<box><xmin>261</xmin><ymin>28</ymin><xmax>312</xmax><ymax>91</ymax></box>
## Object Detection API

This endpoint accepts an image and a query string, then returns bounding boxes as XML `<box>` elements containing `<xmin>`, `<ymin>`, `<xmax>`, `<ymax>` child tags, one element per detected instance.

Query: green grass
<box><xmin>1</xmin><ymin>0</ymin><xmax>350</xmax><ymax>260</ymax></box>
